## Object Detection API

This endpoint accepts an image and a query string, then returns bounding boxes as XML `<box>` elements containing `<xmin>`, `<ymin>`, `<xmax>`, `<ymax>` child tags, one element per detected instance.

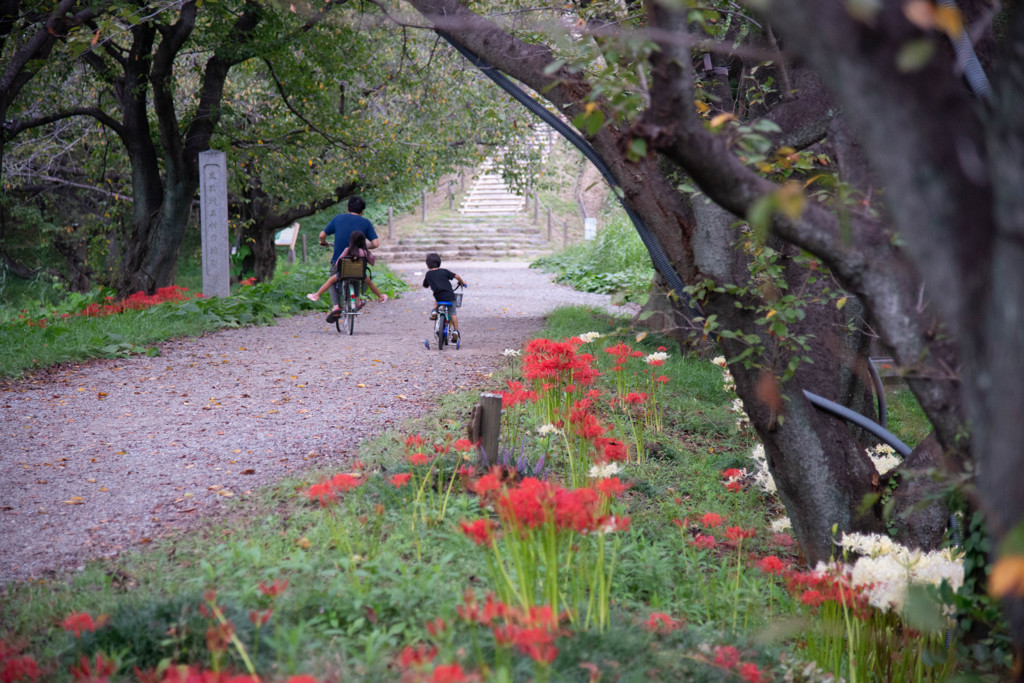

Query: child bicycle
<box><xmin>425</xmin><ymin>283</ymin><xmax>465</xmax><ymax>351</ymax></box>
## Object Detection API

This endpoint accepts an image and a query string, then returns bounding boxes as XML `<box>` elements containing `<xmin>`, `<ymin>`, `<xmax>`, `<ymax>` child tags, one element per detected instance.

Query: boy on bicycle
<box><xmin>423</xmin><ymin>253</ymin><xmax>466</xmax><ymax>342</ymax></box>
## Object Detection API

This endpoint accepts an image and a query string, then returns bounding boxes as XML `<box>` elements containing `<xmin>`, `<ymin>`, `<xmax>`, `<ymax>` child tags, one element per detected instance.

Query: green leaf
<box><xmin>627</xmin><ymin>138</ymin><xmax>648</xmax><ymax>162</ymax></box>
<box><xmin>896</xmin><ymin>39</ymin><xmax>936</xmax><ymax>72</ymax></box>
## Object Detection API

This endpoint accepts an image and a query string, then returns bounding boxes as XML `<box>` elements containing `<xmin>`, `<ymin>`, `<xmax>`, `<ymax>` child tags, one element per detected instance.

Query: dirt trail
<box><xmin>0</xmin><ymin>261</ymin><xmax>629</xmax><ymax>585</ymax></box>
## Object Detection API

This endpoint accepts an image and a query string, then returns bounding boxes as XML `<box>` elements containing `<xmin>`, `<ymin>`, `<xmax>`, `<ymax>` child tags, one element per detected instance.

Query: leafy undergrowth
<box><xmin>0</xmin><ymin>307</ymin><xmax>1009</xmax><ymax>682</ymax></box>
<box><xmin>0</xmin><ymin>259</ymin><xmax>409</xmax><ymax>379</ymax></box>
<box><xmin>530</xmin><ymin>213</ymin><xmax>655</xmax><ymax>304</ymax></box>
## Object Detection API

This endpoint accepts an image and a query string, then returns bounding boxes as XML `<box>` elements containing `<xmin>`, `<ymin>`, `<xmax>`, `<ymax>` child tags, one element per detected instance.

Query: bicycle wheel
<box><xmin>346</xmin><ymin>282</ymin><xmax>357</xmax><ymax>335</ymax></box>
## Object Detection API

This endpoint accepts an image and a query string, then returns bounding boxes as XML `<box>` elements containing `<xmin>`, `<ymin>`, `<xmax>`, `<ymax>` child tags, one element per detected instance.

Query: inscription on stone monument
<box><xmin>199</xmin><ymin>150</ymin><xmax>230</xmax><ymax>298</ymax></box>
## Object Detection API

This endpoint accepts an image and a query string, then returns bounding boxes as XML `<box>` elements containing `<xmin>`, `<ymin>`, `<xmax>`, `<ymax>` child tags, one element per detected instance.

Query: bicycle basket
<box><xmin>337</xmin><ymin>257</ymin><xmax>366</xmax><ymax>280</ymax></box>
<box><xmin>454</xmin><ymin>291</ymin><xmax>463</xmax><ymax>308</ymax></box>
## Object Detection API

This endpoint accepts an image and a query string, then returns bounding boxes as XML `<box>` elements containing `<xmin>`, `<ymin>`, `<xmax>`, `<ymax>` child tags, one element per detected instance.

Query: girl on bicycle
<box><xmin>423</xmin><ymin>252</ymin><xmax>466</xmax><ymax>342</ymax></box>
<box><xmin>307</xmin><ymin>230</ymin><xmax>387</xmax><ymax>316</ymax></box>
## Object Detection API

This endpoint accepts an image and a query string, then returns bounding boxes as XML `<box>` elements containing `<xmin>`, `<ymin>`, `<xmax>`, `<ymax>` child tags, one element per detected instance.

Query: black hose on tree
<box><xmin>436</xmin><ymin>32</ymin><xmax>700</xmax><ymax>317</ymax></box>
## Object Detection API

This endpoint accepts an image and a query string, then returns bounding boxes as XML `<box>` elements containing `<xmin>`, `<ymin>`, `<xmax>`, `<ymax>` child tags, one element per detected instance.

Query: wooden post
<box><xmin>533</xmin><ymin>194</ymin><xmax>539</xmax><ymax>224</ymax></box>
<box><xmin>478</xmin><ymin>392</ymin><xmax>502</xmax><ymax>462</ymax></box>
<box><xmin>449</xmin><ymin>180</ymin><xmax>455</xmax><ymax>211</ymax></box>
<box><xmin>547</xmin><ymin>208</ymin><xmax>552</xmax><ymax>241</ymax></box>
<box><xmin>460</xmin><ymin>171</ymin><xmax>465</xmax><ymax>191</ymax></box>
<box><xmin>421</xmin><ymin>189</ymin><xmax>427</xmax><ymax>222</ymax></box>
<box><xmin>388</xmin><ymin>206</ymin><xmax>393</xmax><ymax>239</ymax></box>
<box><xmin>301</xmin><ymin>234</ymin><xmax>307</xmax><ymax>263</ymax></box>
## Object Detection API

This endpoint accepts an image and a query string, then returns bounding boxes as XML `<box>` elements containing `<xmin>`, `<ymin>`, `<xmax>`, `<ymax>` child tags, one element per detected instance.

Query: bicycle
<box><xmin>425</xmin><ymin>283</ymin><xmax>464</xmax><ymax>351</ymax></box>
<box><xmin>332</xmin><ymin>256</ymin><xmax>367</xmax><ymax>335</ymax></box>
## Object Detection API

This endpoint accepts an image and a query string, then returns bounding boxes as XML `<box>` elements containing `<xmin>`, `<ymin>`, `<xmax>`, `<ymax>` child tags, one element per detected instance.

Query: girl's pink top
<box><xmin>338</xmin><ymin>247</ymin><xmax>375</xmax><ymax>266</ymax></box>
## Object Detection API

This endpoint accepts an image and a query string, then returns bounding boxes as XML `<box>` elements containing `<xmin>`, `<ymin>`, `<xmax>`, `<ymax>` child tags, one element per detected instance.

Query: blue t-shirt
<box><xmin>324</xmin><ymin>213</ymin><xmax>378</xmax><ymax>264</ymax></box>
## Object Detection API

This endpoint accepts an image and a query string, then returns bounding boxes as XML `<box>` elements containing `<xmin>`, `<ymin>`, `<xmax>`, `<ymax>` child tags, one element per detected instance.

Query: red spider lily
<box><xmin>457</xmin><ymin>590</ymin><xmax>510</xmax><ymax>626</ymax></box>
<box><xmin>701</xmin><ymin>512</ymin><xmax>724</xmax><ymax>528</ymax></box>
<box><xmin>522</xmin><ymin>337</ymin><xmax>600</xmax><ymax>388</ymax></box>
<box><xmin>603</xmin><ymin>343</ymin><xmax>633</xmax><ymax>359</ymax></box>
<box><xmin>510</xmin><ymin>627</ymin><xmax>558</xmax><ymax>663</ymax></box>
<box><xmin>786</xmin><ymin>567</ymin><xmax>870</xmax><ymax>616</ymax></box>
<box><xmin>405</xmin><ymin>434</ymin><xmax>426</xmax><ymax>449</ymax></box>
<box><xmin>726</xmin><ymin>526</ymin><xmax>756</xmax><ymax>541</ymax></box>
<box><xmin>425</xmin><ymin>617</ymin><xmax>447</xmax><ymax>637</ymax></box>
<box><xmin>390</xmin><ymin>473</ymin><xmax>413</xmax><ymax>488</ymax></box>
<box><xmin>429</xmin><ymin>663</ymin><xmax>469</xmax><ymax>683</ymax></box>
<box><xmin>433</xmin><ymin>443</ymin><xmax>451</xmax><ymax>455</ymax></box>
<box><xmin>399</xmin><ymin>643</ymin><xmax>438</xmax><ymax>668</ymax></box>
<box><xmin>654</xmin><ymin>375</ymin><xmax>669</xmax><ymax>384</ymax></box>
<box><xmin>259</xmin><ymin>578</ymin><xmax>288</xmax><ymax>597</ymax></box>
<box><xmin>329</xmin><ymin>473</ymin><xmax>361</xmax><ymax>492</ymax></box>
<box><xmin>756</xmin><ymin>555</ymin><xmax>786</xmax><ymax>575</ymax></box>
<box><xmin>657</xmin><ymin>346</ymin><xmax>667</xmax><ymax>351</ymax></box>
<box><xmin>286</xmin><ymin>676</ymin><xmax>320</xmax><ymax>683</ymax></box>
<box><xmin>453</xmin><ymin>438</ymin><xmax>477</xmax><ymax>452</ymax></box>
<box><xmin>722</xmin><ymin>468</ymin><xmax>745</xmax><ymax>479</ymax></box>
<box><xmin>248</xmin><ymin>609</ymin><xmax>272</xmax><ymax>627</ymax></box>
<box><xmin>597</xmin><ymin>437</ymin><xmax>628</xmax><ymax>462</ymax></box>
<box><xmin>408</xmin><ymin>453</ymin><xmax>432</xmax><ymax>466</ymax></box>
<box><xmin>499</xmin><ymin>478</ymin><xmax>555</xmax><ymax>530</ymax></box>
<box><xmin>692</xmin><ymin>534</ymin><xmax>717</xmax><ymax>549</ymax></box>
<box><xmin>471</xmin><ymin>469</ymin><xmax>502</xmax><ymax>496</ymax></box>
<box><xmin>713</xmin><ymin>645</ymin><xmax>739</xmax><ymax>668</ymax></box>
<box><xmin>239</xmin><ymin>277</ymin><xmax>257</xmax><ymax>286</ymax></box>
<box><xmin>725</xmin><ymin>481</ymin><xmax>743</xmax><ymax>492</ymax></box>
<box><xmin>622</xmin><ymin>392</ymin><xmax>647</xmax><ymax>405</ymax></box>
<box><xmin>596</xmin><ymin>477</ymin><xmax>627</xmax><ymax>499</ymax></box>
<box><xmin>645</xmin><ymin>359</ymin><xmax>664</xmax><ymax>367</ymax></box>
<box><xmin>459</xmin><ymin>519</ymin><xmax>495</xmax><ymax>546</ymax></box>
<box><xmin>773</xmin><ymin>533</ymin><xmax>795</xmax><ymax>547</ymax></box>
<box><xmin>306</xmin><ymin>482</ymin><xmax>335</xmax><ymax>505</ymax></box>
<box><xmin>154</xmin><ymin>669</ymin><xmax>262</xmax><ymax>683</ymax></box>
<box><xmin>457</xmin><ymin>465</ymin><xmax>476</xmax><ymax>478</ymax></box>
<box><xmin>69</xmin><ymin>652</ymin><xmax>117</xmax><ymax>681</ymax></box>
<box><xmin>800</xmin><ymin>589</ymin><xmax>825</xmax><ymax>607</ymax></box>
<box><xmin>1</xmin><ymin>653</ymin><xmax>39</xmax><ymax>682</ymax></box>
<box><xmin>61</xmin><ymin>612</ymin><xmax>102</xmax><ymax>637</ymax></box>
<box><xmin>205</xmin><ymin>622</ymin><xmax>234</xmax><ymax>654</ymax></box>
<box><xmin>553</xmin><ymin>487</ymin><xmax>600</xmax><ymax>532</ymax></box>
<box><xmin>739</xmin><ymin>662</ymin><xmax>764</xmax><ymax>683</ymax></box>
<box><xmin>643</xmin><ymin>612</ymin><xmax>682</xmax><ymax>633</ymax></box>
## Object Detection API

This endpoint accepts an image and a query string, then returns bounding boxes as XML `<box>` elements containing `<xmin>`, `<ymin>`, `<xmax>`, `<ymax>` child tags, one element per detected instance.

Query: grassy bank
<box><xmin>0</xmin><ymin>253</ymin><xmax>408</xmax><ymax>380</ymax></box>
<box><xmin>0</xmin><ymin>306</ymin><xmax>1002</xmax><ymax>683</ymax></box>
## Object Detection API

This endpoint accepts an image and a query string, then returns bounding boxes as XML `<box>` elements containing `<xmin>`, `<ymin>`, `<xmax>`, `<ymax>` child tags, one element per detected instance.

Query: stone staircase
<box><xmin>458</xmin><ymin>125</ymin><xmax>555</xmax><ymax>215</ymax></box>
<box><xmin>458</xmin><ymin>160</ymin><xmax>526</xmax><ymax>214</ymax></box>
<box><xmin>375</xmin><ymin>215</ymin><xmax>553</xmax><ymax>263</ymax></box>
<box><xmin>375</xmin><ymin>126</ymin><xmax>559</xmax><ymax>263</ymax></box>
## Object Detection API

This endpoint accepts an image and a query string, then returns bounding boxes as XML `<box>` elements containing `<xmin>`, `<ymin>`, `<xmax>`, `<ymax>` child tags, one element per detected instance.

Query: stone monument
<box><xmin>199</xmin><ymin>150</ymin><xmax>230</xmax><ymax>298</ymax></box>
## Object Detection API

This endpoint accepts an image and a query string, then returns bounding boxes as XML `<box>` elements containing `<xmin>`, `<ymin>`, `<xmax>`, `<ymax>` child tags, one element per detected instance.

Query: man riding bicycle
<box><xmin>317</xmin><ymin>196</ymin><xmax>387</xmax><ymax>323</ymax></box>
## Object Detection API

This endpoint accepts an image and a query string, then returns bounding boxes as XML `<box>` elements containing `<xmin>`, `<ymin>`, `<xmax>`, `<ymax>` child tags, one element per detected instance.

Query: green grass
<box><xmin>0</xmin><ymin>311</ymin><xmax>793</xmax><ymax>682</ymax></box>
<box><xmin>0</xmin><ymin>305</ymin><xmax>1009</xmax><ymax>682</ymax></box>
<box><xmin>0</xmin><ymin>252</ymin><xmax>409</xmax><ymax>379</ymax></box>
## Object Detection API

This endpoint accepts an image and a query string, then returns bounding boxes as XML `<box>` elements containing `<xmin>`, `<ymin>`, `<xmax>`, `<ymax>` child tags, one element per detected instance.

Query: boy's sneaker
<box><xmin>451</xmin><ymin>330</ymin><xmax>460</xmax><ymax>343</ymax></box>
<box><xmin>429</xmin><ymin>310</ymin><xmax>438</xmax><ymax>320</ymax></box>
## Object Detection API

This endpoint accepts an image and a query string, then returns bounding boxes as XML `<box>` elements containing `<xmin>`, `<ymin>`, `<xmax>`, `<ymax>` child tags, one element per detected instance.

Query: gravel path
<box><xmin>0</xmin><ymin>261</ymin><xmax>631</xmax><ymax>585</ymax></box>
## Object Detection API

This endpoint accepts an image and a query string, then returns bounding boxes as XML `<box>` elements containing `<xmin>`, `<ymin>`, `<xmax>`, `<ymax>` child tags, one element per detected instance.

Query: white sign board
<box><xmin>584</xmin><ymin>217</ymin><xmax>597</xmax><ymax>241</ymax></box>
<box><xmin>274</xmin><ymin>224</ymin><xmax>300</xmax><ymax>248</ymax></box>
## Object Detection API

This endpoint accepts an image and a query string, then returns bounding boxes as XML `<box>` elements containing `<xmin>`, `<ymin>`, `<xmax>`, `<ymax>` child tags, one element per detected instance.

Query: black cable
<box><xmin>436</xmin><ymin>31</ymin><xmax>700</xmax><ymax>316</ymax></box>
